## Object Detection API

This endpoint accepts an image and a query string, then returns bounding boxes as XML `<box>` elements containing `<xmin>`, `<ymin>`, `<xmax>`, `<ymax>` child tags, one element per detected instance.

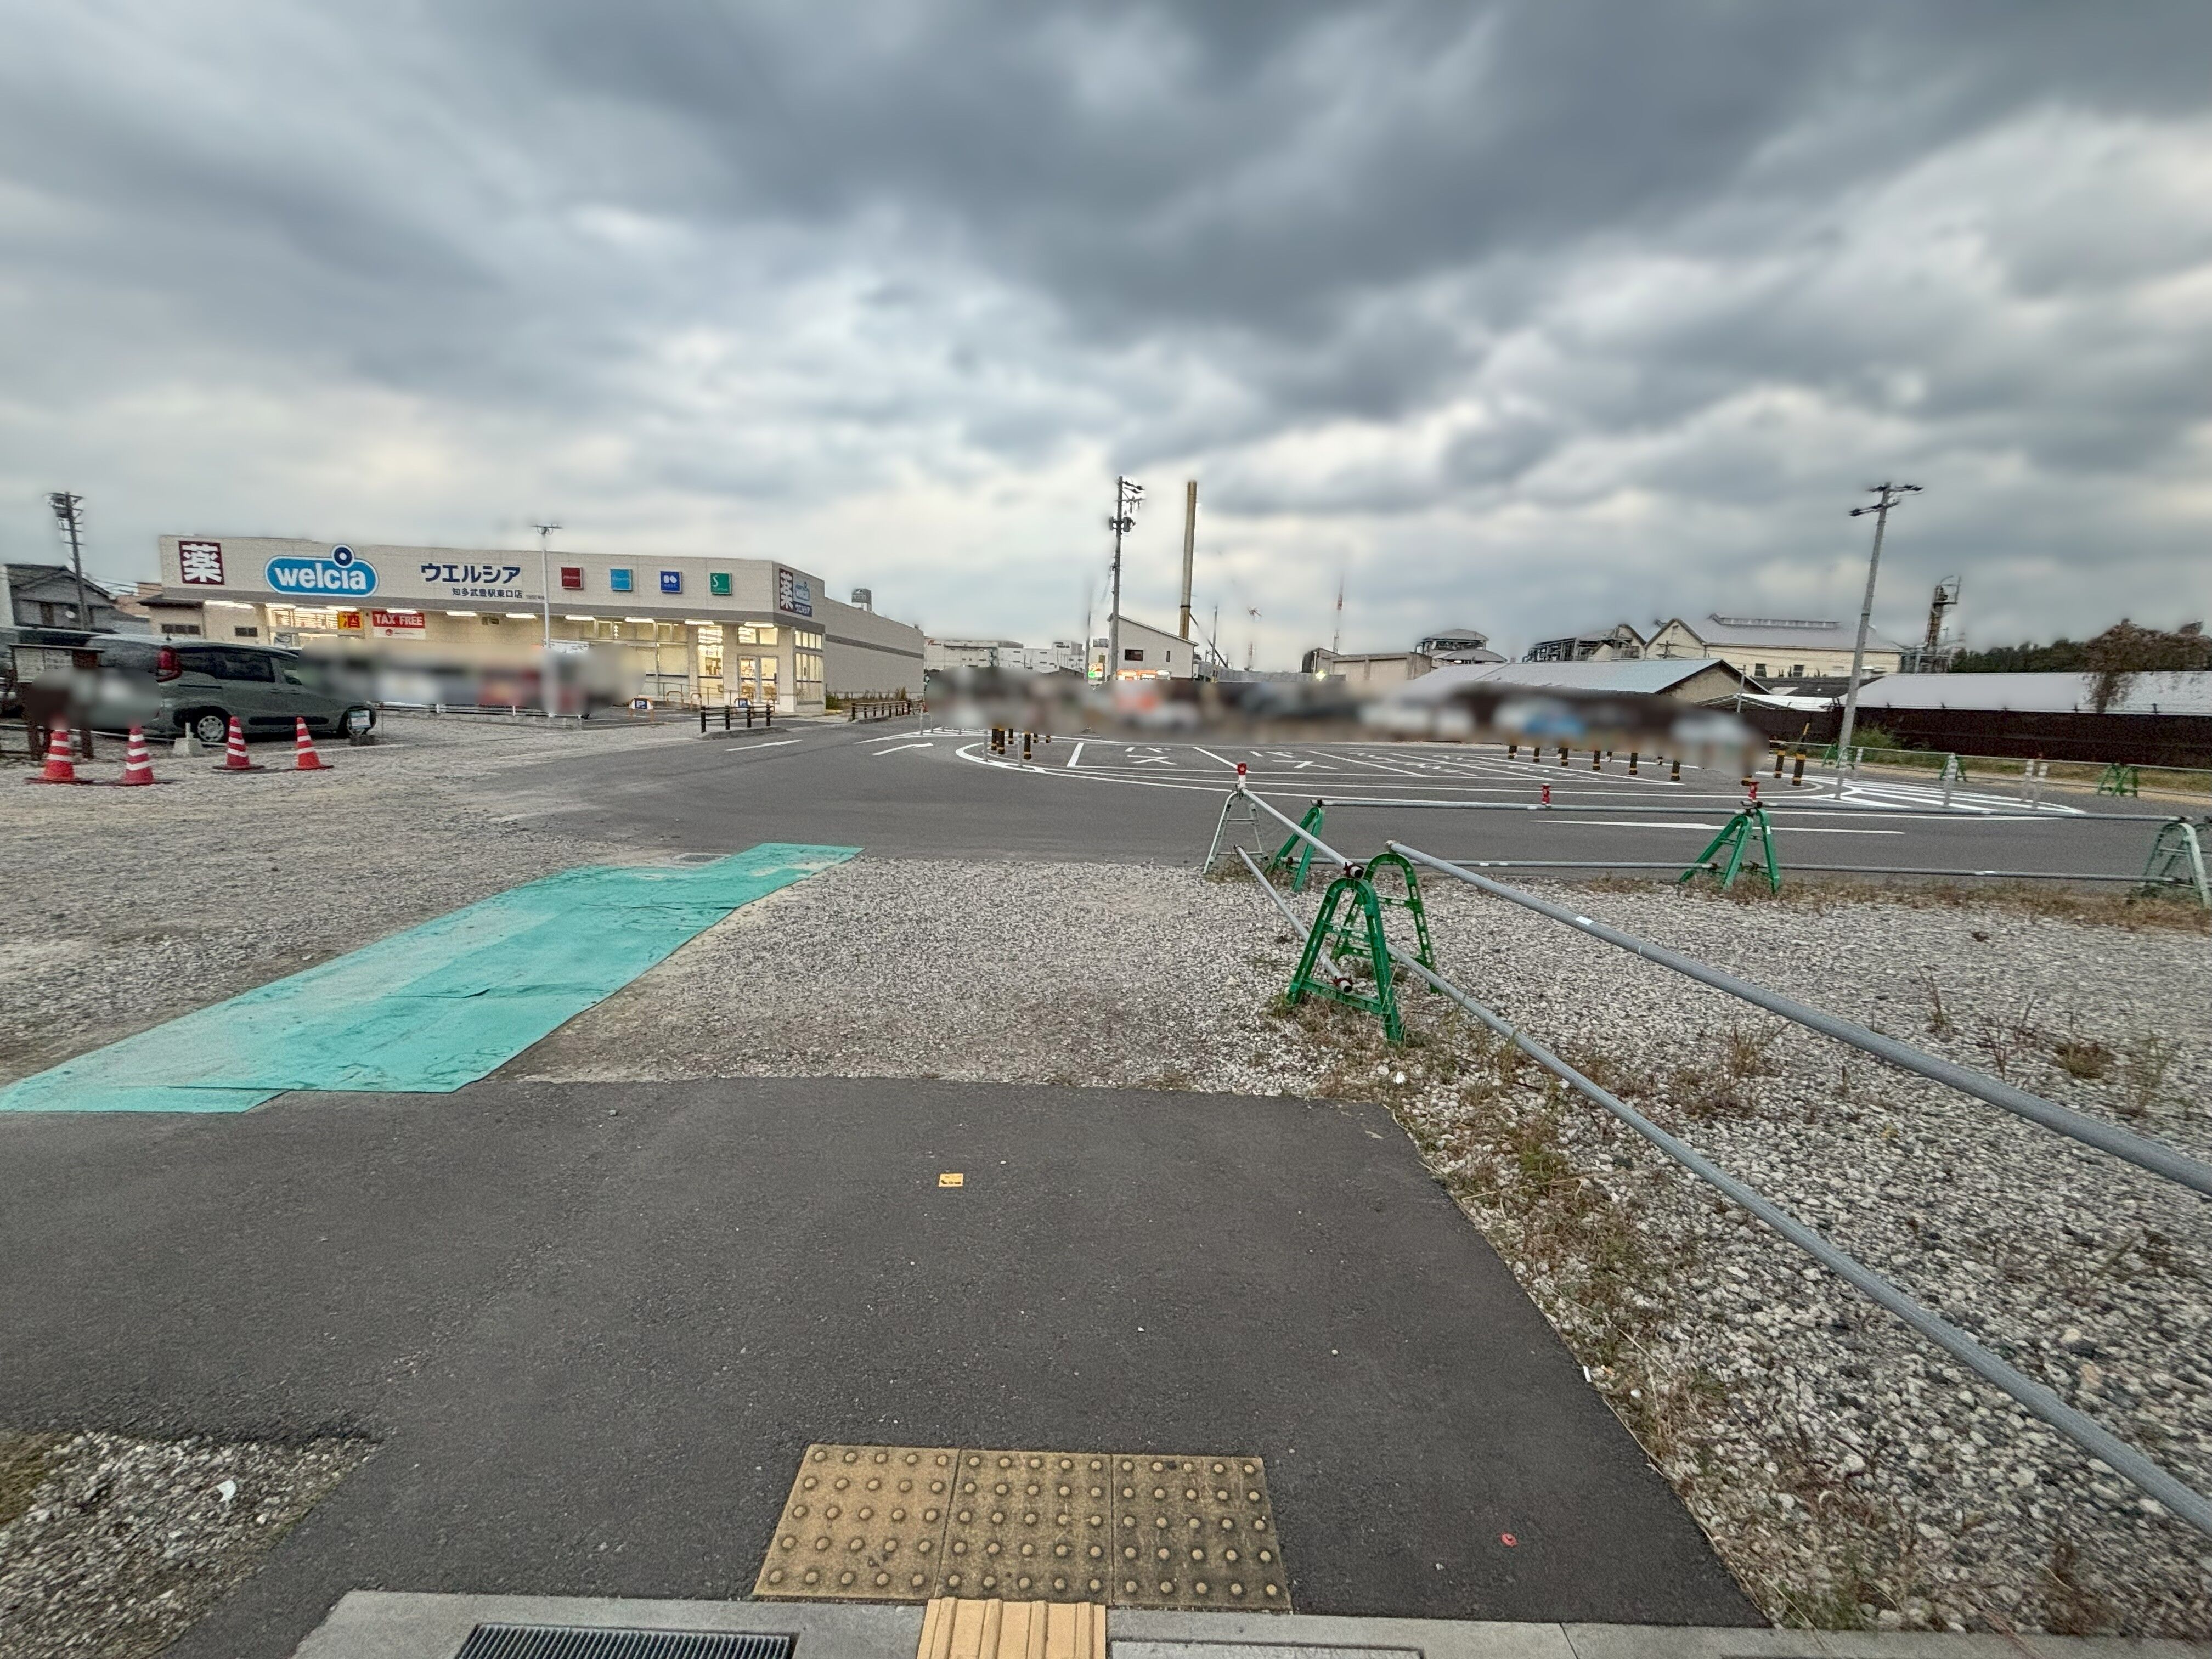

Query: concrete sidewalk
<box><xmin>292</xmin><ymin>1590</ymin><xmax>2212</xmax><ymax>1659</ymax></box>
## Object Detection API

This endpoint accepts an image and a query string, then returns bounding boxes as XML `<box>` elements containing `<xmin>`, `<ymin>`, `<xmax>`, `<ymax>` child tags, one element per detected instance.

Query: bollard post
<box><xmin>1792</xmin><ymin>751</ymin><xmax>1805</xmax><ymax>787</ymax></box>
<box><xmin>1591</xmin><ymin>749</ymin><xmax>1601</xmax><ymax>771</ymax></box>
<box><xmin>1541</xmin><ymin>782</ymin><xmax>1551</xmax><ymax>806</ymax></box>
<box><xmin>1670</xmin><ymin>757</ymin><xmax>1681</xmax><ymax>782</ymax></box>
<box><xmin>1628</xmin><ymin>752</ymin><xmax>1638</xmax><ymax>775</ymax></box>
<box><xmin>1773</xmin><ymin>749</ymin><xmax>1784</xmax><ymax>780</ymax></box>
<box><xmin>765</xmin><ymin>705</ymin><xmax>772</xmax><ymax>729</ymax></box>
<box><xmin>1558</xmin><ymin>746</ymin><xmax>1568</xmax><ymax>766</ymax></box>
<box><xmin>1023</xmin><ymin>730</ymin><xmax>1032</xmax><ymax>761</ymax></box>
<box><xmin>699</xmin><ymin>707</ymin><xmax>708</xmax><ymax>735</ymax></box>
<box><xmin>1508</xmin><ymin>743</ymin><xmax>1517</xmax><ymax>760</ymax></box>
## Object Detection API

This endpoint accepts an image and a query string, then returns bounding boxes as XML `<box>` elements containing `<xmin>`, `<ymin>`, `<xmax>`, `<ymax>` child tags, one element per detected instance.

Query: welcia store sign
<box><xmin>267</xmin><ymin>545</ymin><xmax>379</xmax><ymax>596</ymax></box>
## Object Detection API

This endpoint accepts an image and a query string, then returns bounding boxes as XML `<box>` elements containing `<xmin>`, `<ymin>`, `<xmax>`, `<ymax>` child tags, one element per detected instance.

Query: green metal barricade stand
<box><xmin>1679</xmin><ymin>802</ymin><xmax>1782</xmax><ymax>894</ymax></box>
<box><xmin>1285</xmin><ymin>863</ymin><xmax>1404</xmax><ymax>1041</ymax></box>
<box><xmin>1324</xmin><ymin>849</ymin><xmax>1436</xmax><ymax>976</ymax></box>
<box><xmin>1264</xmin><ymin>801</ymin><xmax>1329</xmax><ymax>892</ymax></box>
<box><xmin>2141</xmin><ymin>819</ymin><xmax>2210</xmax><ymax>909</ymax></box>
<box><xmin>2096</xmin><ymin>763</ymin><xmax>2141</xmax><ymax>798</ymax></box>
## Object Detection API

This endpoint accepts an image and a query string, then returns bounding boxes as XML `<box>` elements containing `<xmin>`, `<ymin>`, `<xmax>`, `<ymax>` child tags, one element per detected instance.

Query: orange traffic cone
<box><xmin>212</xmin><ymin>715</ymin><xmax>263</xmax><ymax>773</ymax></box>
<box><xmin>27</xmin><ymin>723</ymin><xmax>82</xmax><ymax>785</ymax></box>
<box><xmin>116</xmin><ymin>725</ymin><xmax>159</xmax><ymax>786</ymax></box>
<box><xmin>292</xmin><ymin>716</ymin><xmax>329</xmax><ymax>771</ymax></box>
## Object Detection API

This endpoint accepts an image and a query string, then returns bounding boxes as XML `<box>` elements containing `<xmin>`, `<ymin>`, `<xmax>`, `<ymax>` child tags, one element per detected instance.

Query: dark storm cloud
<box><xmin>1</xmin><ymin>1</ymin><xmax>2209</xmax><ymax>648</ymax></box>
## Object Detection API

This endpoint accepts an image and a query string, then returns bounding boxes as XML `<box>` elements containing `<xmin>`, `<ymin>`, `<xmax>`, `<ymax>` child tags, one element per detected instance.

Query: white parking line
<box><xmin>870</xmin><ymin>742</ymin><xmax>932</xmax><ymax>756</ymax></box>
<box><xmin>1066</xmin><ymin>742</ymin><xmax>1085</xmax><ymax>769</ymax></box>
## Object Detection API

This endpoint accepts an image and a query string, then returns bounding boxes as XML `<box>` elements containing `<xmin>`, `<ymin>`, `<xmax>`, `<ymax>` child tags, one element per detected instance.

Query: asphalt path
<box><xmin>492</xmin><ymin>720</ymin><xmax>2170</xmax><ymax>881</ymax></box>
<box><xmin>0</xmin><ymin>1078</ymin><xmax>1758</xmax><ymax>1655</ymax></box>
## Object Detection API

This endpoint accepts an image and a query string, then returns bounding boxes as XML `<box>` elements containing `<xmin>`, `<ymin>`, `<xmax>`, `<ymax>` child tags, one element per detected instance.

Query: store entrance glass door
<box><xmin>735</xmin><ymin>655</ymin><xmax>778</xmax><ymax>706</ymax></box>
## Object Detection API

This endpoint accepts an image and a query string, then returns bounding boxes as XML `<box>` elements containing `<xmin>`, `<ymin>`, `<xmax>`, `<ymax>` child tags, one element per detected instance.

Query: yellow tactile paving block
<box><xmin>940</xmin><ymin>1451</ymin><xmax>1113</xmax><ymax>1602</ymax></box>
<box><xmin>917</xmin><ymin>1596</ymin><xmax>1105</xmax><ymax>1659</ymax></box>
<box><xmin>754</xmin><ymin>1444</ymin><xmax>958</xmax><ymax>1599</ymax></box>
<box><xmin>755</xmin><ymin>1443</ymin><xmax>1286</xmax><ymax>1611</ymax></box>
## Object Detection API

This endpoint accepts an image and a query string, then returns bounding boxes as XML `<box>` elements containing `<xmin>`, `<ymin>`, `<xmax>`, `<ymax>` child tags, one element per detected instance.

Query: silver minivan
<box><xmin>88</xmin><ymin>636</ymin><xmax>376</xmax><ymax>745</ymax></box>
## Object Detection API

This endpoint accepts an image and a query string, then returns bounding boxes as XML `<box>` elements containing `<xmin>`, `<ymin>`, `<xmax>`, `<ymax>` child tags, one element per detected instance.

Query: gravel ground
<box><xmin>0</xmin><ymin>713</ymin><xmax>692</xmax><ymax>1088</ymax></box>
<box><xmin>0</xmin><ymin>1429</ymin><xmax>369</xmax><ymax>1659</ymax></box>
<box><xmin>518</xmin><ymin>857</ymin><xmax>2212</xmax><ymax>1638</ymax></box>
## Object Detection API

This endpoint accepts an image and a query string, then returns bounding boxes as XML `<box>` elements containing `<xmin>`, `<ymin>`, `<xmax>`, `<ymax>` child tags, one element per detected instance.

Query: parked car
<box><xmin>83</xmin><ymin>635</ymin><xmax>376</xmax><ymax>744</ymax></box>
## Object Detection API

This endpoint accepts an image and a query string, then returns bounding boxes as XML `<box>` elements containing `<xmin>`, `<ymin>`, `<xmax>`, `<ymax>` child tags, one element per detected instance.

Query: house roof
<box><xmin>1852</xmin><ymin>672</ymin><xmax>2212</xmax><ymax>718</ymax></box>
<box><xmin>1399</xmin><ymin>658</ymin><xmax>1753</xmax><ymax>701</ymax></box>
<box><xmin>1667</xmin><ymin>612</ymin><xmax>1909</xmax><ymax>653</ymax></box>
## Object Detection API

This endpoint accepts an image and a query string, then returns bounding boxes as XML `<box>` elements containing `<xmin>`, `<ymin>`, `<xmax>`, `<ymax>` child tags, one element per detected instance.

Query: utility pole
<box><xmin>1836</xmin><ymin>482</ymin><xmax>1921</xmax><ymax>761</ymax></box>
<box><xmin>1331</xmin><ymin>571</ymin><xmax>1344</xmax><ymax>657</ymax></box>
<box><xmin>1246</xmin><ymin>606</ymin><xmax>1260</xmax><ymax>673</ymax></box>
<box><xmin>47</xmin><ymin>493</ymin><xmax>89</xmax><ymax>630</ymax></box>
<box><xmin>1177</xmin><ymin>479</ymin><xmax>1197</xmax><ymax>642</ymax></box>
<box><xmin>1106</xmin><ymin>476</ymin><xmax>1141</xmax><ymax>686</ymax></box>
<box><xmin>534</xmin><ymin>521</ymin><xmax>562</xmax><ymax>654</ymax></box>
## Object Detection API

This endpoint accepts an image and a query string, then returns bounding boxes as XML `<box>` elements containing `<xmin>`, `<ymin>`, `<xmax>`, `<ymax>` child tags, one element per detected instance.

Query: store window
<box><xmin>796</xmin><ymin>649</ymin><xmax>824</xmax><ymax>689</ymax></box>
<box><xmin>737</xmin><ymin>622</ymin><xmax>779</xmax><ymax>646</ymax></box>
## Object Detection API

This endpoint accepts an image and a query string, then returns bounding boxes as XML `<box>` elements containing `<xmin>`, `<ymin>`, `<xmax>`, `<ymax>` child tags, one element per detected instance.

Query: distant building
<box><xmin>924</xmin><ymin>637</ymin><xmax>1025</xmax><ymax>671</ymax></box>
<box><xmin>1090</xmin><ymin>614</ymin><xmax>1200</xmax><ymax>680</ymax></box>
<box><xmin>1300</xmin><ymin>647</ymin><xmax>1435</xmax><ymax>688</ymax></box>
<box><xmin>1404</xmin><ymin>657</ymin><xmax>1759</xmax><ymax>706</ymax></box>
<box><xmin>1417</xmin><ymin>627</ymin><xmax>1503</xmax><ymax>665</ymax></box>
<box><xmin>1525</xmin><ymin>622</ymin><xmax>1645</xmax><ymax>663</ymax></box>
<box><xmin>4</xmin><ymin>563</ymin><xmax>140</xmax><ymax>634</ymax></box>
<box><xmin>1647</xmin><ymin>613</ymin><xmax>1906</xmax><ymax>681</ymax></box>
<box><xmin>1018</xmin><ymin>639</ymin><xmax>1085</xmax><ymax>674</ymax></box>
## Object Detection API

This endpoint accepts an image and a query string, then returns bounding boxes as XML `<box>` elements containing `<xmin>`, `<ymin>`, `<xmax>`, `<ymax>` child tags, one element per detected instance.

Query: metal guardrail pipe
<box><xmin>1237</xmin><ymin>847</ymin><xmax>1310</xmax><ymax>934</ymax></box>
<box><xmin>1436</xmin><ymin>858</ymin><xmax>2185</xmax><ymax>883</ymax></box>
<box><xmin>1388</xmin><ymin>843</ymin><xmax>2212</xmax><ymax>1201</ymax></box>
<box><xmin>1387</xmin><ymin>944</ymin><xmax>2212</xmax><ymax>1539</ymax></box>
<box><xmin>1240</xmin><ymin>785</ymin><xmax>1358</xmax><ymax>870</ymax></box>
<box><xmin>1323</xmin><ymin>796</ymin><xmax>2196</xmax><ymax>826</ymax></box>
<box><xmin>1230</xmin><ymin>857</ymin><xmax>2212</xmax><ymax>1538</ymax></box>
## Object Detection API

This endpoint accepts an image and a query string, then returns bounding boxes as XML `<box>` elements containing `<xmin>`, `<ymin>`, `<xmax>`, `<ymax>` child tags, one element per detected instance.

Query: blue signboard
<box><xmin>659</xmin><ymin>569</ymin><xmax>682</xmax><ymax>594</ymax></box>
<box><xmin>266</xmin><ymin>544</ymin><xmax>377</xmax><ymax>596</ymax></box>
<box><xmin>610</xmin><ymin>569</ymin><xmax>633</xmax><ymax>592</ymax></box>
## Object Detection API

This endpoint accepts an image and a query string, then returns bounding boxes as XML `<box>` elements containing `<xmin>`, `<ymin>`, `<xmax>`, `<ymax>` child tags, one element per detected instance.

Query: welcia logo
<box><xmin>266</xmin><ymin>544</ymin><xmax>378</xmax><ymax>596</ymax></box>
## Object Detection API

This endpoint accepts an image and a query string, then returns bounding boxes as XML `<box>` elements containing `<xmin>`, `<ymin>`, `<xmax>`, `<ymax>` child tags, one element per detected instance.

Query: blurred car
<box><xmin>83</xmin><ymin>635</ymin><xmax>376</xmax><ymax>743</ymax></box>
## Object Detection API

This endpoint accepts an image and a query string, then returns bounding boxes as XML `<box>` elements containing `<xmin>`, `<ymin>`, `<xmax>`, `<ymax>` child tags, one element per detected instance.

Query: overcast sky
<box><xmin>4</xmin><ymin>2</ymin><xmax>2209</xmax><ymax>662</ymax></box>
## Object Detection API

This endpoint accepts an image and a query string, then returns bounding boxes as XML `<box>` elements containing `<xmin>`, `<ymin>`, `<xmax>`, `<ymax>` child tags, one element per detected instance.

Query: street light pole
<box><xmin>1106</xmin><ymin>476</ymin><xmax>1141</xmax><ymax>687</ymax></box>
<box><xmin>1836</xmin><ymin>482</ymin><xmax>1921</xmax><ymax>762</ymax></box>
<box><xmin>534</xmin><ymin>521</ymin><xmax>561</xmax><ymax>654</ymax></box>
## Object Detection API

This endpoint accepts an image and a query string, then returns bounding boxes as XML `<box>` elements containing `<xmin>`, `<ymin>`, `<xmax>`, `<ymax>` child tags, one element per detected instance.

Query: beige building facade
<box><xmin>143</xmin><ymin>536</ymin><xmax>922</xmax><ymax>711</ymax></box>
<box><xmin>1646</xmin><ymin>613</ymin><xmax>1905</xmax><ymax>681</ymax></box>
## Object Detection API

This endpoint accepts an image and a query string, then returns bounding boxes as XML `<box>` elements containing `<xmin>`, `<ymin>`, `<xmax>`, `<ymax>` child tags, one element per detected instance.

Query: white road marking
<box><xmin>1132</xmin><ymin>755</ymin><xmax>1177</xmax><ymax>766</ymax></box>
<box><xmin>1191</xmin><ymin>746</ymin><xmax>1240</xmax><ymax>770</ymax></box>
<box><xmin>737</xmin><ymin>738</ymin><xmax>800</xmax><ymax>749</ymax></box>
<box><xmin>870</xmin><ymin>742</ymin><xmax>933</xmax><ymax>756</ymax></box>
<box><xmin>1066</xmin><ymin>742</ymin><xmax>1085</xmax><ymax>769</ymax></box>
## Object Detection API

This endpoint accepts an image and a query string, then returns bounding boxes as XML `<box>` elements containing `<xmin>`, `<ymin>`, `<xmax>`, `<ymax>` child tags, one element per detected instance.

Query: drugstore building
<box><xmin>142</xmin><ymin>536</ymin><xmax>923</xmax><ymax>712</ymax></box>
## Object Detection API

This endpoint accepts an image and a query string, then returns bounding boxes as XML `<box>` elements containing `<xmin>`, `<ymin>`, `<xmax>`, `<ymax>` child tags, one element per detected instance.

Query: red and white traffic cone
<box><xmin>292</xmin><ymin>716</ymin><xmax>329</xmax><ymax>771</ymax></box>
<box><xmin>212</xmin><ymin>715</ymin><xmax>262</xmax><ymax>773</ymax></box>
<box><xmin>116</xmin><ymin>725</ymin><xmax>157</xmax><ymax>786</ymax></box>
<box><xmin>27</xmin><ymin>723</ymin><xmax>81</xmax><ymax>785</ymax></box>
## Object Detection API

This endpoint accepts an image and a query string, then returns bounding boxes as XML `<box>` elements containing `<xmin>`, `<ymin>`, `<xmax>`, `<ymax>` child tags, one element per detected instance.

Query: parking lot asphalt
<box><xmin>0</xmin><ymin>1077</ymin><xmax>1759</xmax><ymax>1656</ymax></box>
<box><xmin>482</xmin><ymin>722</ymin><xmax>2167</xmax><ymax>878</ymax></box>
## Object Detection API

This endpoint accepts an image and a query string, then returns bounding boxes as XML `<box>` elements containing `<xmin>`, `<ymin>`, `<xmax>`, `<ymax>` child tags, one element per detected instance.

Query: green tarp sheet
<box><xmin>0</xmin><ymin>842</ymin><xmax>856</xmax><ymax>1113</ymax></box>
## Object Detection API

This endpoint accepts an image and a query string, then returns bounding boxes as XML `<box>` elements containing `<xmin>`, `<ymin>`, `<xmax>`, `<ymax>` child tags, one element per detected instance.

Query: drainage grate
<box><xmin>455</xmin><ymin>1626</ymin><xmax>795</xmax><ymax>1659</ymax></box>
